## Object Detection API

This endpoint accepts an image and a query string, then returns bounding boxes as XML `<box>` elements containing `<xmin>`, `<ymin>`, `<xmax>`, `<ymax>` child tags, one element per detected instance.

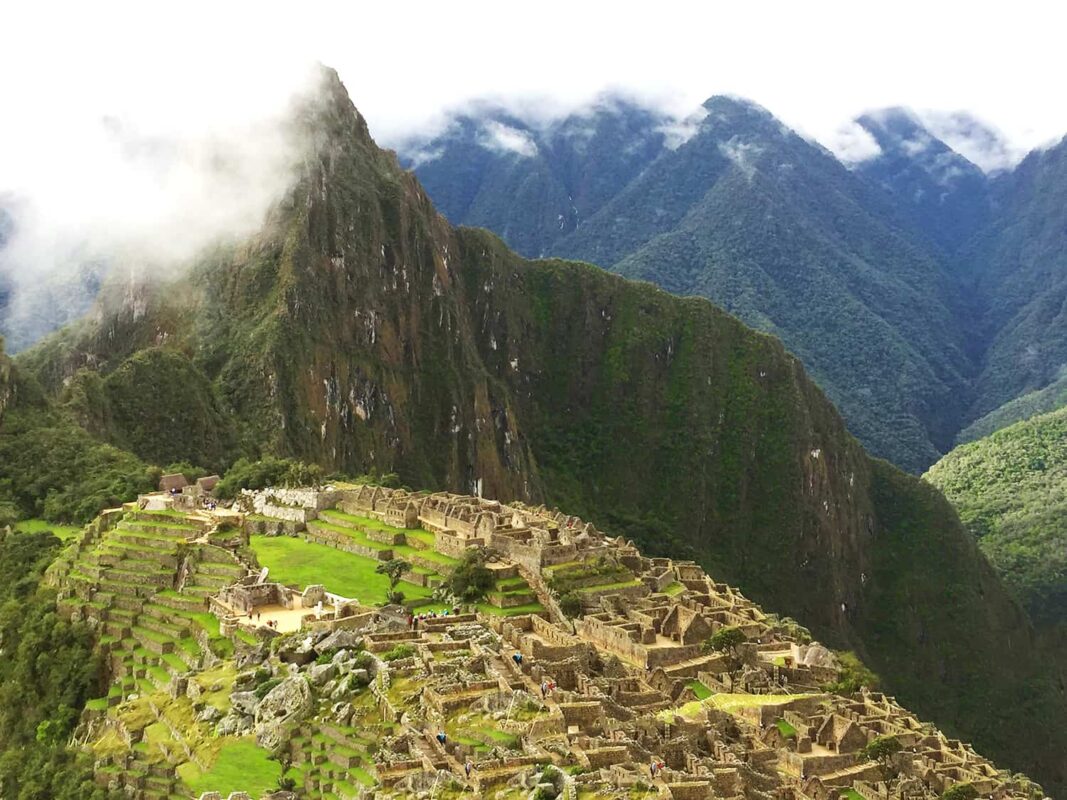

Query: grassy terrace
<box><xmin>121</xmin><ymin>518</ymin><xmax>199</xmax><ymax>532</ymax></box>
<box><xmin>660</xmin><ymin>692</ymin><xmax>815</xmax><ymax>721</ymax></box>
<box><xmin>687</xmin><ymin>680</ymin><xmax>712</xmax><ymax>700</ymax></box>
<box><xmin>314</xmin><ymin>513</ymin><xmax>459</xmax><ymax>567</ymax></box>
<box><xmin>179</xmin><ymin>738</ymin><xmax>283</xmax><ymax>798</ymax></box>
<box><xmin>249</xmin><ymin>535</ymin><xmax>435</xmax><ymax>603</ymax></box>
<box><xmin>476</xmin><ymin>601</ymin><xmax>545</xmax><ymax>616</ymax></box>
<box><xmin>14</xmin><ymin>518</ymin><xmax>83</xmax><ymax>540</ymax></box>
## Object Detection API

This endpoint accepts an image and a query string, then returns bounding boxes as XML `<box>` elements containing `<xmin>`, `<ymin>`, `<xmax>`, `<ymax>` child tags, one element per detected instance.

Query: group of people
<box><xmin>649</xmin><ymin>760</ymin><xmax>666</xmax><ymax>779</ymax></box>
<box><xmin>246</xmin><ymin>609</ymin><xmax>279</xmax><ymax>629</ymax></box>
<box><xmin>539</xmin><ymin>680</ymin><xmax>556</xmax><ymax>698</ymax></box>
<box><xmin>407</xmin><ymin>607</ymin><xmax>461</xmax><ymax>630</ymax></box>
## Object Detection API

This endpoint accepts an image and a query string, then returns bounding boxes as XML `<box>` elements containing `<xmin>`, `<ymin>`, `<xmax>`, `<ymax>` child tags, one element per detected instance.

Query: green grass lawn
<box><xmin>686</xmin><ymin>680</ymin><xmax>712</xmax><ymax>700</ymax></box>
<box><xmin>14</xmin><ymin>518</ymin><xmax>82</xmax><ymax>541</ymax></box>
<box><xmin>475</xmin><ymin>601</ymin><xmax>545</xmax><ymax>617</ymax></box>
<box><xmin>661</xmin><ymin>692</ymin><xmax>814</xmax><ymax>721</ymax></box>
<box><xmin>180</xmin><ymin>738</ymin><xmax>280</xmax><ymax>797</ymax></box>
<box><xmin>775</xmin><ymin>718</ymin><xmax>797</xmax><ymax>737</ymax></box>
<box><xmin>249</xmin><ymin>535</ymin><xmax>436</xmax><ymax>604</ymax></box>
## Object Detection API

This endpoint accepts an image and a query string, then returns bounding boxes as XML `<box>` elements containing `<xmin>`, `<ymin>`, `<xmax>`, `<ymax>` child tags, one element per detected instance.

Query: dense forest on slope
<box><xmin>408</xmin><ymin>99</ymin><xmax>1067</xmax><ymax>477</ymax></box>
<box><xmin>965</xmin><ymin>134</ymin><xmax>1067</xmax><ymax>418</ymax></box>
<box><xmin>5</xmin><ymin>70</ymin><xmax>1066</xmax><ymax>794</ymax></box>
<box><xmin>957</xmin><ymin>372</ymin><xmax>1067</xmax><ymax>443</ymax></box>
<box><xmin>411</xmin><ymin>100</ymin><xmax>982</xmax><ymax>472</ymax></box>
<box><xmin>926</xmin><ymin>407</ymin><xmax>1067</xmax><ymax>626</ymax></box>
<box><xmin>0</xmin><ymin>529</ymin><xmax>117</xmax><ymax>800</ymax></box>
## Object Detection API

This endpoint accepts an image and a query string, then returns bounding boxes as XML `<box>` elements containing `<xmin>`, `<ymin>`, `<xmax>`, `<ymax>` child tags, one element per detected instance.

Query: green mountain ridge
<box><xmin>965</xmin><ymin>133</ymin><xmax>1067</xmax><ymax>418</ymax></box>
<box><xmin>3</xmin><ymin>69</ymin><xmax>1066</xmax><ymax>794</ymax></box>
<box><xmin>926</xmin><ymin>405</ymin><xmax>1067</xmax><ymax>627</ymax></box>
<box><xmin>413</xmin><ymin>96</ymin><xmax>982</xmax><ymax>473</ymax></box>
<box><xmin>957</xmin><ymin>371</ymin><xmax>1067</xmax><ymax>444</ymax></box>
<box><xmin>408</xmin><ymin>97</ymin><xmax>1067</xmax><ymax>476</ymax></box>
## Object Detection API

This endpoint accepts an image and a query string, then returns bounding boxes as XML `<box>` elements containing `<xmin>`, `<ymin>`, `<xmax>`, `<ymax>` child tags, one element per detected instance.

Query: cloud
<box><xmin>824</xmin><ymin>121</ymin><xmax>883</xmax><ymax>164</ymax></box>
<box><xmin>657</xmin><ymin>107</ymin><xmax>710</xmax><ymax>150</ymax></box>
<box><xmin>0</xmin><ymin>9</ymin><xmax>322</xmax><ymax>346</ymax></box>
<box><xmin>916</xmin><ymin>110</ymin><xmax>1021</xmax><ymax>173</ymax></box>
<box><xmin>718</xmin><ymin>138</ymin><xmax>763</xmax><ymax>179</ymax></box>
<box><xmin>478</xmin><ymin>121</ymin><xmax>539</xmax><ymax>157</ymax></box>
<box><xmin>3</xmin><ymin>0</ymin><xmax>1067</xmax><ymax>349</ymax></box>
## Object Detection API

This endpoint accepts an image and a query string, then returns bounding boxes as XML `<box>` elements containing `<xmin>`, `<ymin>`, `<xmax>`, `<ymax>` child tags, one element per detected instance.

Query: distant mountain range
<box><xmin>403</xmin><ymin>97</ymin><xmax>1067</xmax><ymax>472</ymax></box>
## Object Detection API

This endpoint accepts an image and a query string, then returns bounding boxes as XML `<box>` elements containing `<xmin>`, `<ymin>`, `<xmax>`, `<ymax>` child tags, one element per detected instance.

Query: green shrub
<box><xmin>254</xmin><ymin>677</ymin><xmax>282</xmax><ymax>700</ymax></box>
<box><xmin>824</xmin><ymin>651</ymin><xmax>879</xmax><ymax>694</ymax></box>
<box><xmin>559</xmin><ymin>592</ymin><xmax>583</xmax><ymax>618</ymax></box>
<box><xmin>445</xmin><ymin>548</ymin><xmax>495</xmax><ymax>602</ymax></box>
<box><xmin>382</xmin><ymin>644</ymin><xmax>415</xmax><ymax>662</ymax></box>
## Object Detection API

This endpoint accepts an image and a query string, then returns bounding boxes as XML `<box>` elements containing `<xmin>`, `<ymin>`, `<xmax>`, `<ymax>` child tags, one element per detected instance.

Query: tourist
<box><xmin>512</xmin><ymin>652</ymin><xmax>523</xmax><ymax>665</ymax></box>
<box><xmin>464</xmin><ymin>760</ymin><xmax>472</xmax><ymax>779</ymax></box>
<box><xmin>436</xmin><ymin>731</ymin><xmax>447</xmax><ymax>745</ymax></box>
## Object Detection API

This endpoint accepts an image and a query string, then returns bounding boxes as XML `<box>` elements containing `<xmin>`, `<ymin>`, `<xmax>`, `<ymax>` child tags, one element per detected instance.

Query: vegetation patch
<box><xmin>249</xmin><ymin>534</ymin><xmax>435</xmax><ymax>603</ymax></box>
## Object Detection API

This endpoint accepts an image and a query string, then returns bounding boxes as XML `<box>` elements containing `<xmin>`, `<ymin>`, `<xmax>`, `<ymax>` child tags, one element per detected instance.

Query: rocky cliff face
<box><xmin>16</xmin><ymin>69</ymin><xmax>1067</xmax><ymax>794</ymax></box>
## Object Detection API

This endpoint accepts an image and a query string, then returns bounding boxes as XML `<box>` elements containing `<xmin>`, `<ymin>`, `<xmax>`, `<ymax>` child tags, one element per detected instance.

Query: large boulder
<box><xmin>309</xmin><ymin>662</ymin><xmax>337</xmax><ymax>686</ymax></box>
<box><xmin>316</xmin><ymin>629</ymin><xmax>364</xmax><ymax>654</ymax></box>
<box><xmin>255</xmin><ymin>676</ymin><xmax>313</xmax><ymax>751</ymax></box>
<box><xmin>276</xmin><ymin>635</ymin><xmax>318</xmax><ymax>666</ymax></box>
<box><xmin>229</xmin><ymin>691</ymin><xmax>260</xmax><ymax>717</ymax></box>
<box><xmin>800</xmin><ymin>644</ymin><xmax>835</xmax><ymax>668</ymax></box>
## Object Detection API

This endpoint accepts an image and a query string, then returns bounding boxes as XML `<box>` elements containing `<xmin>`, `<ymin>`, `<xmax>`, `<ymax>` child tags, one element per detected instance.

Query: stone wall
<box><xmin>241</xmin><ymin>487</ymin><xmax>342</xmax><ymax>522</ymax></box>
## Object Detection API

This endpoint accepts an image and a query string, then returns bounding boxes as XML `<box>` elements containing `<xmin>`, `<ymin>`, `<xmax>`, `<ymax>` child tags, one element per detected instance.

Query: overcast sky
<box><xmin>6</xmin><ymin>0</ymin><xmax>1067</xmax><ymax>155</ymax></box>
<box><xmin>2</xmin><ymin>0</ymin><xmax>1065</xmax><ymax>302</ymax></box>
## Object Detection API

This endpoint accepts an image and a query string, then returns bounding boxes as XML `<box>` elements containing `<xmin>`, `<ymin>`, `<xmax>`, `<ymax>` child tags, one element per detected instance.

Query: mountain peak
<box><xmin>700</xmin><ymin>94</ymin><xmax>780</xmax><ymax>130</ymax></box>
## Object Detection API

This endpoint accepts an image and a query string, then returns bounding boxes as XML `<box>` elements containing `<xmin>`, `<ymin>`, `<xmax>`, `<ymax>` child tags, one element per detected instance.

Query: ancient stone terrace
<box><xmin>42</xmin><ymin>483</ymin><xmax>1047</xmax><ymax>800</ymax></box>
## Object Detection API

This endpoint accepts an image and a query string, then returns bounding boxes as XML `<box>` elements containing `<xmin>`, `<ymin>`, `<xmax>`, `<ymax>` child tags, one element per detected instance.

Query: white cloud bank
<box><xmin>2</xmin><ymin>0</ymin><xmax>1066</xmax><ymax>319</ymax></box>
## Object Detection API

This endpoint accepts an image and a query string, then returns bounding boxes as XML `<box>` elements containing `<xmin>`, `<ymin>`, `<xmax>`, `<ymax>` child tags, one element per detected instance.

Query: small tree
<box><xmin>862</xmin><ymin>735</ymin><xmax>903</xmax><ymax>781</ymax></box>
<box><xmin>376</xmin><ymin>558</ymin><xmax>411</xmax><ymax>606</ymax></box>
<box><xmin>559</xmin><ymin>592</ymin><xmax>583</xmax><ymax>619</ymax></box>
<box><xmin>825</xmin><ymin>650</ymin><xmax>880</xmax><ymax>694</ymax></box>
<box><xmin>703</xmin><ymin>625</ymin><xmax>746</xmax><ymax>656</ymax></box>
<box><xmin>446</xmin><ymin>548</ymin><xmax>496</xmax><ymax>602</ymax></box>
<box><xmin>941</xmin><ymin>784</ymin><xmax>978</xmax><ymax>800</ymax></box>
<box><xmin>0</xmin><ymin>501</ymin><xmax>18</xmax><ymax>530</ymax></box>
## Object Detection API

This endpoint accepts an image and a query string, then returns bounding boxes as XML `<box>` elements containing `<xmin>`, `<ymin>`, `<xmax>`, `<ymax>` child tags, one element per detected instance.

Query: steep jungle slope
<box><xmin>414</xmin><ymin>98</ymin><xmax>978</xmax><ymax>473</ymax></box>
<box><xmin>957</xmin><ymin>371</ymin><xmax>1067</xmax><ymax>443</ymax></box>
<box><xmin>16</xmin><ymin>69</ymin><xmax>1067</xmax><ymax>794</ymax></box>
<box><xmin>853</xmin><ymin>108</ymin><xmax>991</xmax><ymax>253</ymax></box>
<box><xmin>966</xmin><ymin>134</ymin><xmax>1067</xmax><ymax>417</ymax></box>
<box><xmin>403</xmin><ymin>98</ymin><xmax>669</xmax><ymax>257</ymax></box>
<box><xmin>0</xmin><ymin>336</ymin><xmax>12</xmax><ymax>422</ymax></box>
<box><xmin>554</xmin><ymin>97</ymin><xmax>973</xmax><ymax>472</ymax></box>
<box><xmin>926</xmin><ymin>406</ymin><xmax>1067</xmax><ymax>627</ymax></box>
<box><xmin>0</xmin><ymin>337</ymin><xmax>157</xmax><ymax>523</ymax></box>
<box><xmin>0</xmin><ymin>528</ymin><xmax>117</xmax><ymax>800</ymax></box>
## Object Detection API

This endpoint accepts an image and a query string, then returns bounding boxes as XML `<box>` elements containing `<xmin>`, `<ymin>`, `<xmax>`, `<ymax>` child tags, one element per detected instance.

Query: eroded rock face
<box><xmin>800</xmin><ymin>644</ymin><xmax>834</xmax><ymax>668</ymax></box>
<box><xmin>316</xmin><ymin>629</ymin><xmax>363</xmax><ymax>654</ymax></box>
<box><xmin>277</xmin><ymin>636</ymin><xmax>317</xmax><ymax>666</ymax></box>
<box><xmin>230</xmin><ymin>690</ymin><xmax>259</xmax><ymax>717</ymax></box>
<box><xmin>255</xmin><ymin>676</ymin><xmax>312</xmax><ymax>751</ymax></box>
